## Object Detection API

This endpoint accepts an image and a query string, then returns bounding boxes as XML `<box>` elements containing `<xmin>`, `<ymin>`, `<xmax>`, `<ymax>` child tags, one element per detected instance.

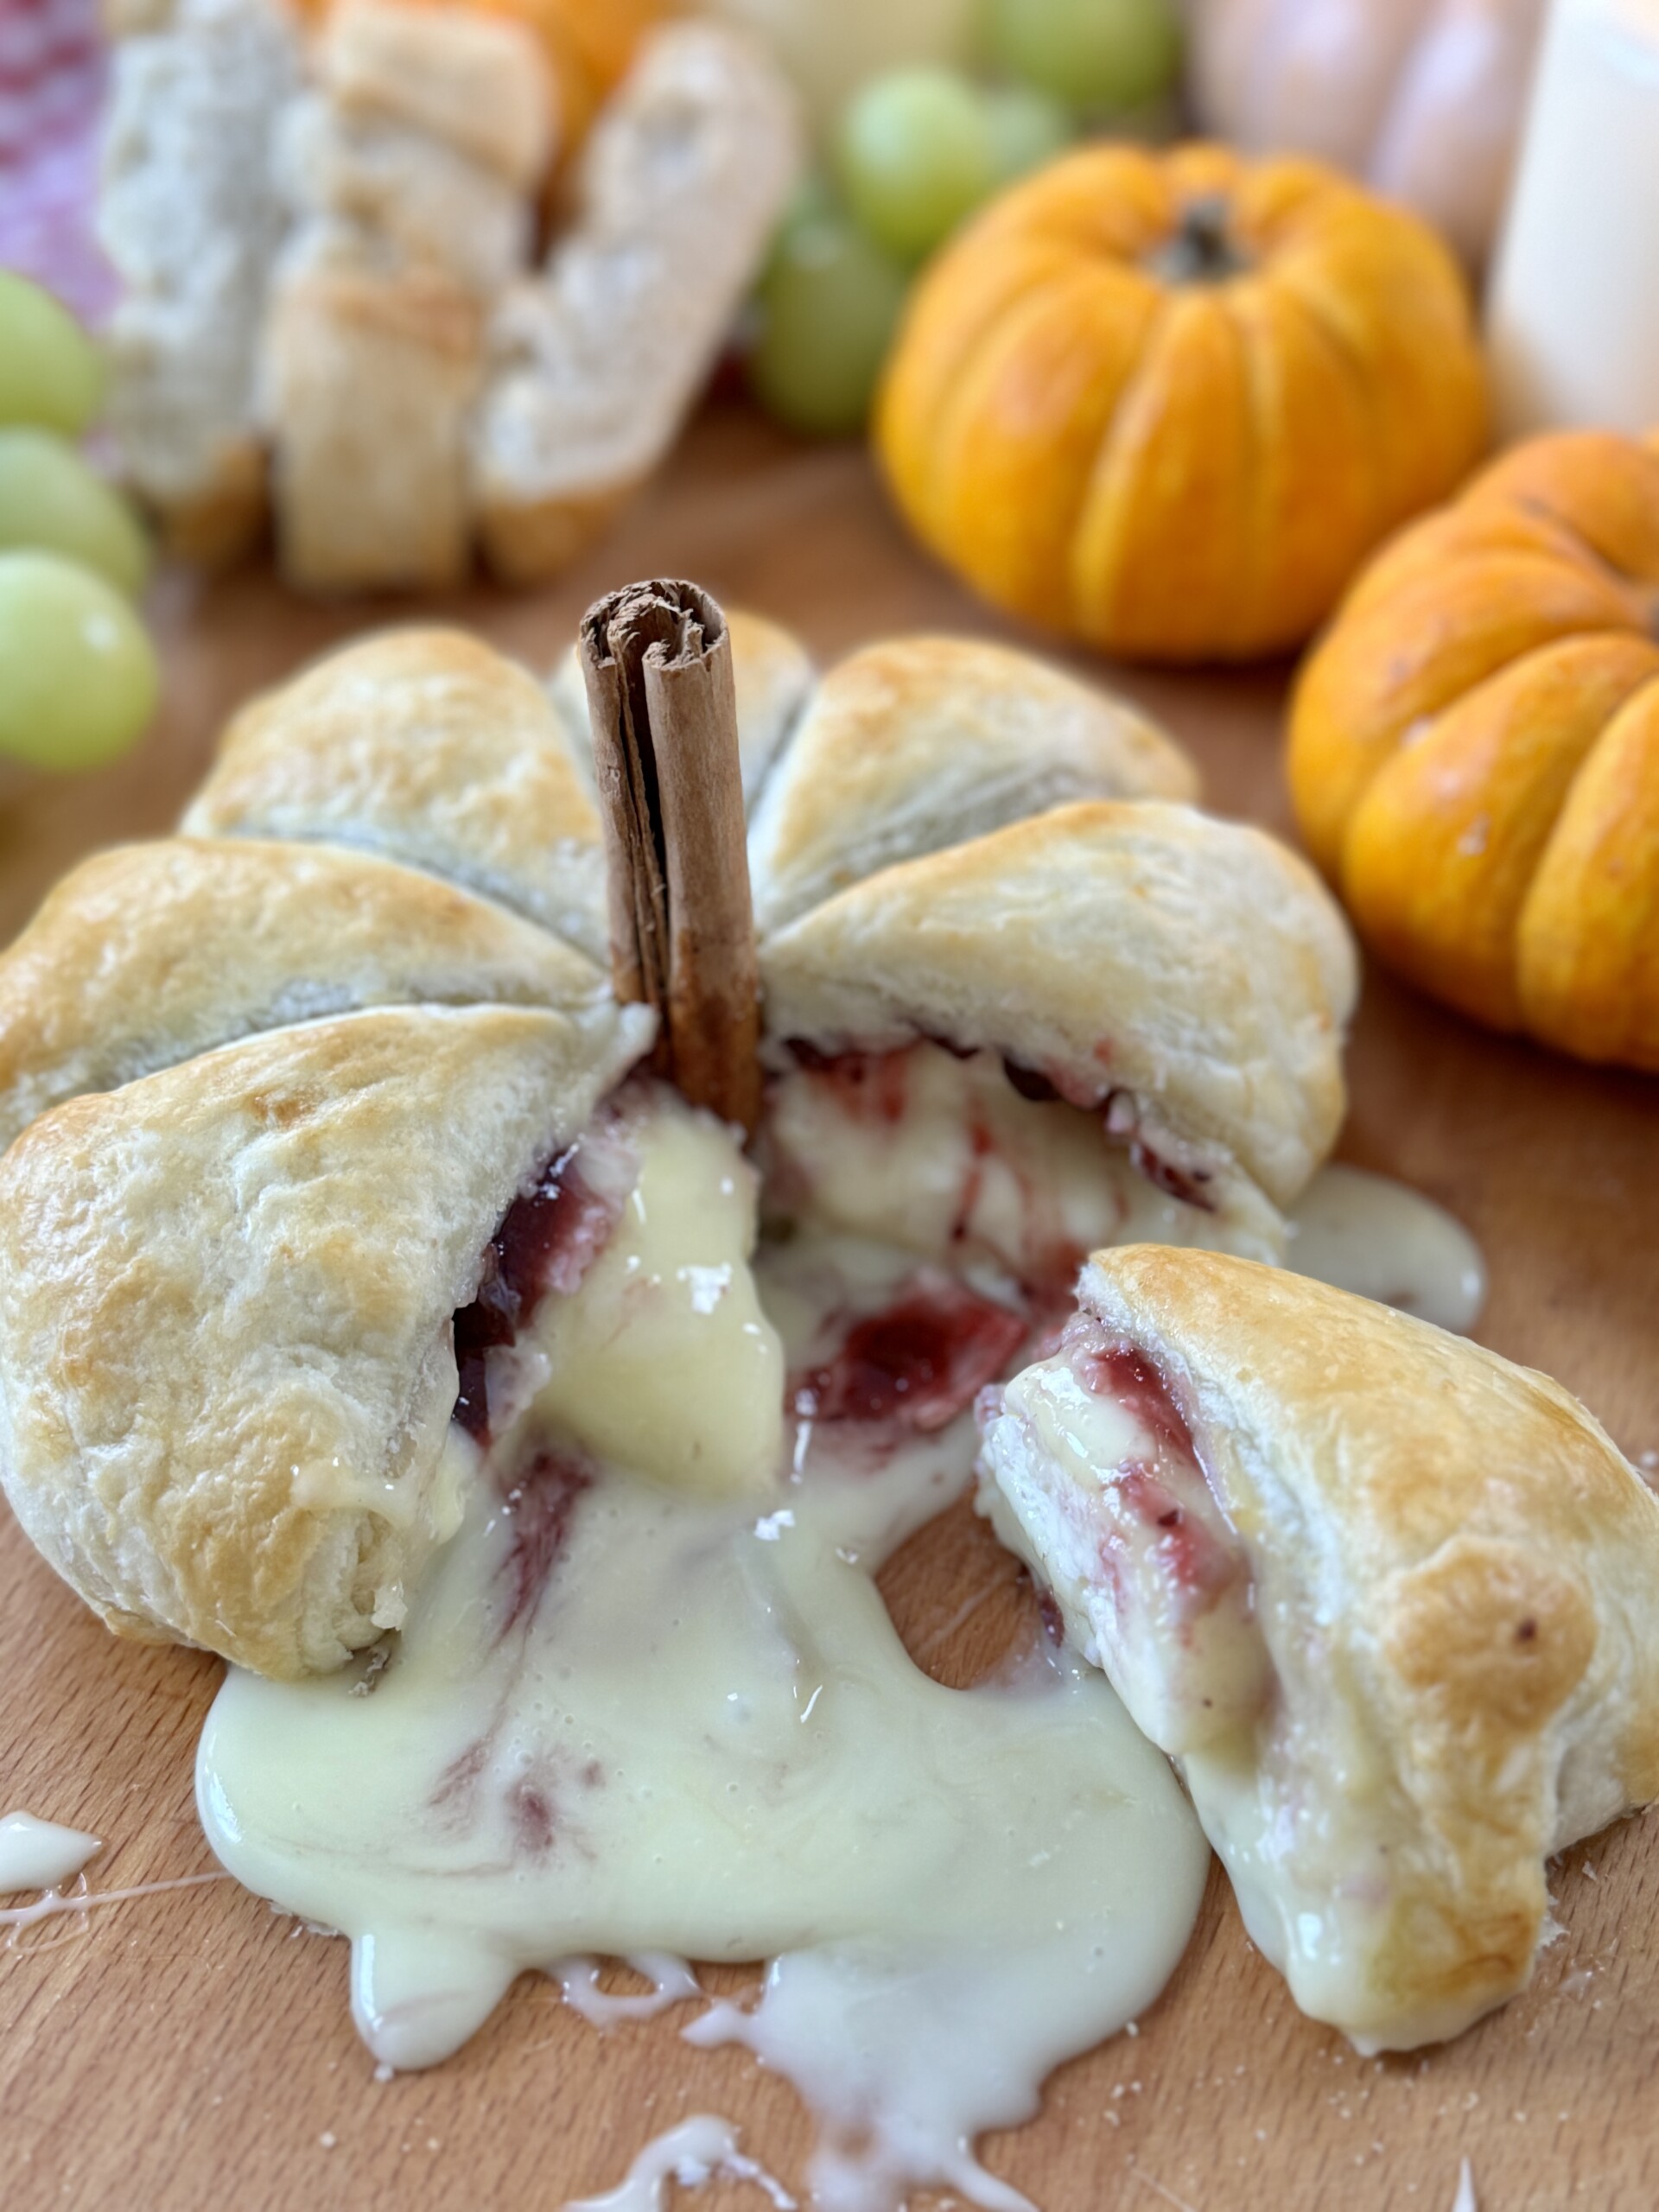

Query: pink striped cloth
<box><xmin>0</xmin><ymin>0</ymin><xmax>114</xmax><ymax>322</ymax></box>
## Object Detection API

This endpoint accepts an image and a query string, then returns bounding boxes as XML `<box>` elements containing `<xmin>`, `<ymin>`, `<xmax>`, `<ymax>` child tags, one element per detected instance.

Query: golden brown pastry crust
<box><xmin>760</xmin><ymin>801</ymin><xmax>1357</xmax><ymax>1217</ymax></box>
<box><xmin>748</xmin><ymin>635</ymin><xmax>1199</xmax><ymax>933</ymax></box>
<box><xmin>181</xmin><ymin>627</ymin><xmax>609</xmax><ymax>957</ymax></box>
<box><xmin>0</xmin><ymin>1002</ymin><xmax>652</xmax><ymax>1679</ymax></box>
<box><xmin>983</xmin><ymin>1246</ymin><xmax>1659</xmax><ymax>2050</ymax></box>
<box><xmin>0</xmin><ymin>838</ymin><xmax>605</xmax><ymax>1158</ymax></box>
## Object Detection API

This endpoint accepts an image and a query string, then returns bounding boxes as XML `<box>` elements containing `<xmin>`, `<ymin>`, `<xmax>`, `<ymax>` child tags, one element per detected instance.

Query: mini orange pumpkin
<box><xmin>1288</xmin><ymin>429</ymin><xmax>1659</xmax><ymax>1072</ymax></box>
<box><xmin>875</xmin><ymin>143</ymin><xmax>1488</xmax><ymax>664</ymax></box>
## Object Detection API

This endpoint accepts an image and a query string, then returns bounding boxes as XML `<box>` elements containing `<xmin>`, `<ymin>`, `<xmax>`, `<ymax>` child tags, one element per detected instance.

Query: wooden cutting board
<box><xmin>3</xmin><ymin>404</ymin><xmax>1656</xmax><ymax>2212</ymax></box>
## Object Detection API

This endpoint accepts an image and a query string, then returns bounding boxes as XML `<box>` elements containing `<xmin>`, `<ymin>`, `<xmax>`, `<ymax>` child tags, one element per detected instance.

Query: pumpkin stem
<box><xmin>1148</xmin><ymin>194</ymin><xmax>1251</xmax><ymax>286</ymax></box>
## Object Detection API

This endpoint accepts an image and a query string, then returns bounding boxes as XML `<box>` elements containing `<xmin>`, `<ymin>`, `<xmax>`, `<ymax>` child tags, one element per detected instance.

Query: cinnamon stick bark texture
<box><xmin>579</xmin><ymin>580</ymin><xmax>762</xmax><ymax>1136</ymax></box>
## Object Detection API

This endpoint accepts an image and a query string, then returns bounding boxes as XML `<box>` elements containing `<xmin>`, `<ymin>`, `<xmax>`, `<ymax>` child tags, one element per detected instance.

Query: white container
<box><xmin>701</xmin><ymin>0</ymin><xmax>977</xmax><ymax>134</ymax></box>
<box><xmin>1486</xmin><ymin>0</ymin><xmax>1659</xmax><ymax>436</ymax></box>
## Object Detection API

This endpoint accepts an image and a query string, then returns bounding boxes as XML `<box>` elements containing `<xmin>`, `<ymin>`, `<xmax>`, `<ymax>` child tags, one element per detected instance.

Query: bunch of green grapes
<box><xmin>0</xmin><ymin>272</ymin><xmax>158</xmax><ymax>773</ymax></box>
<box><xmin>748</xmin><ymin>0</ymin><xmax>1182</xmax><ymax>437</ymax></box>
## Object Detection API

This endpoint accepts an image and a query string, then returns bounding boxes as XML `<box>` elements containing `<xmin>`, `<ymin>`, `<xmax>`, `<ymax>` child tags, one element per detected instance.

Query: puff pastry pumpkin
<box><xmin>0</xmin><ymin>614</ymin><xmax>1356</xmax><ymax>1675</ymax></box>
<box><xmin>876</xmin><ymin>142</ymin><xmax>1488</xmax><ymax>664</ymax></box>
<box><xmin>1289</xmin><ymin>429</ymin><xmax>1659</xmax><ymax>1071</ymax></box>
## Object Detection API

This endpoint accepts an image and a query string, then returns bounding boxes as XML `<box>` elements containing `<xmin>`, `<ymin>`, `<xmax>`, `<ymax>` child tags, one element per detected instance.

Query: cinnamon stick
<box><xmin>579</xmin><ymin>579</ymin><xmax>761</xmax><ymax>1137</ymax></box>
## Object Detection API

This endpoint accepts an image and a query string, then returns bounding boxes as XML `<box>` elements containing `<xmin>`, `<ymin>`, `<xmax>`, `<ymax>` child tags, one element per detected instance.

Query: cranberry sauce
<box><xmin>428</xmin><ymin>1443</ymin><xmax>598</xmax><ymax>1858</ymax></box>
<box><xmin>795</xmin><ymin>1274</ymin><xmax>1028</xmax><ymax>1435</ymax></box>
<box><xmin>1071</xmin><ymin>1341</ymin><xmax>1198</xmax><ymax>1464</ymax></box>
<box><xmin>452</xmin><ymin>1148</ymin><xmax>624</xmax><ymax>1446</ymax></box>
<box><xmin>497</xmin><ymin>1444</ymin><xmax>594</xmax><ymax>1637</ymax></box>
<box><xmin>1128</xmin><ymin>1141</ymin><xmax>1217</xmax><ymax>1214</ymax></box>
<box><xmin>785</xmin><ymin>1039</ymin><xmax>911</xmax><ymax>1124</ymax></box>
<box><xmin>1002</xmin><ymin>1058</ymin><xmax>1061</xmax><ymax>1104</ymax></box>
<box><xmin>1069</xmin><ymin>1332</ymin><xmax>1243</xmax><ymax>1618</ymax></box>
<box><xmin>1104</xmin><ymin>1464</ymin><xmax>1240</xmax><ymax>1609</ymax></box>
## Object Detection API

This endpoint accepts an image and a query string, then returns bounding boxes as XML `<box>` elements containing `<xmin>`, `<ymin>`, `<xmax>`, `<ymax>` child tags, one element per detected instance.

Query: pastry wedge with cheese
<box><xmin>0</xmin><ymin>1001</ymin><xmax>652</xmax><ymax>1678</ymax></box>
<box><xmin>976</xmin><ymin>1247</ymin><xmax>1659</xmax><ymax>2050</ymax></box>
<box><xmin>759</xmin><ymin>803</ymin><xmax>1353</xmax><ymax>1278</ymax></box>
<box><xmin>734</xmin><ymin>636</ymin><xmax>1352</xmax><ymax>1282</ymax></box>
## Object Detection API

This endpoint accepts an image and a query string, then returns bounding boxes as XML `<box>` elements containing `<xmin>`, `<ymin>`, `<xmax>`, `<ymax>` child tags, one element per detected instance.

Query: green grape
<box><xmin>770</xmin><ymin>169</ymin><xmax>842</xmax><ymax>251</ymax></box>
<box><xmin>982</xmin><ymin>83</ymin><xmax>1075</xmax><ymax>188</ymax></box>
<box><xmin>0</xmin><ymin>272</ymin><xmax>105</xmax><ymax>436</ymax></box>
<box><xmin>835</xmin><ymin>69</ymin><xmax>995</xmax><ymax>266</ymax></box>
<box><xmin>0</xmin><ymin>430</ymin><xmax>151</xmax><ymax>597</ymax></box>
<box><xmin>984</xmin><ymin>0</ymin><xmax>1183</xmax><ymax>114</ymax></box>
<box><xmin>0</xmin><ymin>551</ymin><xmax>159</xmax><ymax>772</ymax></box>
<box><xmin>749</xmin><ymin>208</ymin><xmax>911</xmax><ymax>438</ymax></box>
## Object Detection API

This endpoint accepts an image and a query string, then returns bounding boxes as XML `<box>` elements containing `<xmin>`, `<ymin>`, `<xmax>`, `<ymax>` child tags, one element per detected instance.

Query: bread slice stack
<box><xmin>264</xmin><ymin>0</ymin><xmax>556</xmax><ymax>592</ymax></box>
<box><xmin>96</xmin><ymin>7</ymin><xmax>802</xmax><ymax>594</ymax></box>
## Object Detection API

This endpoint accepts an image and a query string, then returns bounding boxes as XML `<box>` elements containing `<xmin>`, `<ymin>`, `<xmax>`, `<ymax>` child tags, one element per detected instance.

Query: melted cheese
<box><xmin>194</xmin><ymin>1091</ymin><xmax>1490</xmax><ymax>2189</ymax></box>
<box><xmin>505</xmin><ymin>1098</ymin><xmax>785</xmax><ymax>1500</ymax></box>
<box><xmin>1286</xmin><ymin>1165</ymin><xmax>1486</xmax><ymax>1333</ymax></box>
<box><xmin>763</xmin><ymin>1043</ymin><xmax>1287</xmax><ymax>1280</ymax></box>
<box><xmin>0</xmin><ymin>1811</ymin><xmax>101</xmax><ymax>1894</ymax></box>
<box><xmin>569</xmin><ymin>2116</ymin><xmax>795</xmax><ymax>2212</ymax></box>
<box><xmin>197</xmin><ymin>1190</ymin><xmax>1210</xmax><ymax>2211</ymax></box>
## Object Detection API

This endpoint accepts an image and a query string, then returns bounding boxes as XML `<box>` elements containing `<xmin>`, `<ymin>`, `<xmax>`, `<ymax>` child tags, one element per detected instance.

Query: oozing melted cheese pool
<box><xmin>196</xmin><ymin>1083</ymin><xmax>1484</xmax><ymax>2211</ymax></box>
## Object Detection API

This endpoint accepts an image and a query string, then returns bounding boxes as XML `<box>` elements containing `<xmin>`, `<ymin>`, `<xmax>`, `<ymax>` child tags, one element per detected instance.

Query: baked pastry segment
<box><xmin>748</xmin><ymin>636</ymin><xmax>1200</xmax><ymax>934</ymax></box>
<box><xmin>978</xmin><ymin>1247</ymin><xmax>1659</xmax><ymax>2050</ymax></box>
<box><xmin>760</xmin><ymin>801</ymin><xmax>1357</xmax><ymax>1218</ymax></box>
<box><xmin>0</xmin><ymin>1001</ymin><xmax>652</xmax><ymax>1679</ymax></box>
<box><xmin>0</xmin><ymin>839</ymin><xmax>605</xmax><ymax>1158</ymax></box>
<box><xmin>181</xmin><ymin>628</ymin><xmax>609</xmax><ymax>958</ymax></box>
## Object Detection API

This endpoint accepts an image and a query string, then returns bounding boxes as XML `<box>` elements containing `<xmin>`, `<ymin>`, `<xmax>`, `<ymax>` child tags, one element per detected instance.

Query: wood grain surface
<box><xmin>3</xmin><ymin>404</ymin><xmax>1656</xmax><ymax>2212</ymax></box>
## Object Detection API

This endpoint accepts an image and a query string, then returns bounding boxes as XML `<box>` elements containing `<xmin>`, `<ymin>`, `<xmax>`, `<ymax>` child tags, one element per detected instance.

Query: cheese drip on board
<box><xmin>0</xmin><ymin>1811</ymin><xmax>101</xmax><ymax>1894</ymax></box>
<box><xmin>1285</xmin><ymin>1164</ymin><xmax>1486</xmax><ymax>1334</ymax></box>
<box><xmin>197</xmin><ymin>1094</ymin><xmax>1211</xmax><ymax>2212</ymax></box>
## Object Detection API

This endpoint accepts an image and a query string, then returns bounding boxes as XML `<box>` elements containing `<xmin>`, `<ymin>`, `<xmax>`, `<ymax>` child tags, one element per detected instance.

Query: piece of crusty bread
<box><xmin>472</xmin><ymin>22</ymin><xmax>802</xmax><ymax>585</ymax></box>
<box><xmin>98</xmin><ymin>0</ymin><xmax>301</xmax><ymax>563</ymax></box>
<box><xmin>273</xmin><ymin>92</ymin><xmax>536</xmax><ymax>301</ymax></box>
<box><xmin>263</xmin><ymin>228</ymin><xmax>483</xmax><ymax>594</ymax></box>
<box><xmin>318</xmin><ymin>0</ymin><xmax>555</xmax><ymax>190</ymax></box>
<box><xmin>260</xmin><ymin>0</ymin><xmax>556</xmax><ymax>593</ymax></box>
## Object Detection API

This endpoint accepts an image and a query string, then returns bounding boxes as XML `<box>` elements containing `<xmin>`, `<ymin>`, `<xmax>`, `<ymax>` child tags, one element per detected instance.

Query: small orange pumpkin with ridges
<box><xmin>874</xmin><ymin>143</ymin><xmax>1488</xmax><ymax>664</ymax></box>
<box><xmin>1289</xmin><ymin>429</ymin><xmax>1659</xmax><ymax>1071</ymax></box>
